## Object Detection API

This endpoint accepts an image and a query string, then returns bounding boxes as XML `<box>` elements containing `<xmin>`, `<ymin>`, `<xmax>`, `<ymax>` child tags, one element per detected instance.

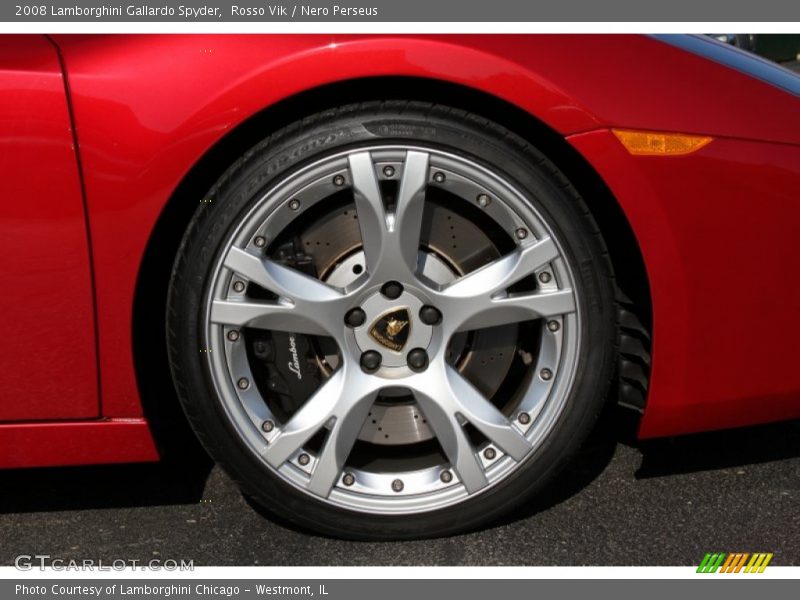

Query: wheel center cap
<box><xmin>369</xmin><ymin>308</ymin><xmax>412</xmax><ymax>352</ymax></box>
<box><xmin>353</xmin><ymin>289</ymin><xmax>433</xmax><ymax>368</ymax></box>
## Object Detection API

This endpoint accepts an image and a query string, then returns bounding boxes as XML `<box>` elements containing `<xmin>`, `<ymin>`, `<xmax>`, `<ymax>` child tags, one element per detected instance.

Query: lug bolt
<box><xmin>540</xmin><ymin>368</ymin><xmax>553</xmax><ymax>381</ymax></box>
<box><xmin>391</xmin><ymin>479</ymin><xmax>404</xmax><ymax>492</ymax></box>
<box><xmin>237</xmin><ymin>377</ymin><xmax>250</xmax><ymax>390</ymax></box>
<box><xmin>380</xmin><ymin>281</ymin><xmax>404</xmax><ymax>300</ymax></box>
<box><xmin>254</xmin><ymin>236</ymin><xmax>266</xmax><ymax>248</ymax></box>
<box><xmin>232</xmin><ymin>280</ymin><xmax>246</xmax><ymax>293</ymax></box>
<box><xmin>477</xmin><ymin>193</ymin><xmax>491</xmax><ymax>208</ymax></box>
<box><xmin>547</xmin><ymin>320</ymin><xmax>560</xmax><ymax>332</ymax></box>
<box><xmin>382</xmin><ymin>165</ymin><xmax>395</xmax><ymax>178</ymax></box>
<box><xmin>518</xmin><ymin>412</ymin><xmax>531</xmax><ymax>425</ymax></box>
<box><xmin>483</xmin><ymin>447</ymin><xmax>497</xmax><ymax>460</ymax></box>
<box><xmin>288</xmin><ymin>198</ymin><xmax>301</xmax><ymax>211</ymax></box>
<box><xmin>261</xmin><ymin>420</ymin><xmax>275</xmax><ymax>432</ymax></box>
<box><xmin>227</xmin><ymin>330</ymin><xmax>240</xmax><ymax>342</ymax></box>
<box><xmin>298</xmin><ymin>453</ymin><xmax>310</xmax><ymax>466</ymax></box>
<box><xmin>342</xmin><ymin>472</ymin><xmax>356</xmax><ymax>486</ymax></box>
<box><xmin>333</xmin><ymin>174</ymin><xmax>345</xmax><ymax>186</ymax></box>
<box><xmin>440</xmin><ymin>470</ymin><xmax>453</xmax><ymax>483</ymax></box>
<box><xmin>407</xmin><ymin>348</ymin><xmax>429</xmax><ymax>372</ymax></box>
<box><xmin>538</xmin><ymin>272</ymin><xmax>552</xmax><ymax>284</ymax></box>
<box><xmin>515</xmin><ymin>228</ymin><xmax>528</xmax><ymax>240</ymax></box>
<box><xmin>360</xmin><ymin>350</ymin><xmax>382</xmax><ymax>373</ymax></box>
<box><xmin>419</xmin><ymin>305</ymin><xmax>442</xmax><ymax>326</ymax></box>
<box><xmin>433</xmin><ymin>171</ymin><xmax>446</xmax><ymax>183</ymax></box>
<box><xmin>345</xmin><ymin>308</ymin><xmax>366</xmax><ymax>328</ymax></box>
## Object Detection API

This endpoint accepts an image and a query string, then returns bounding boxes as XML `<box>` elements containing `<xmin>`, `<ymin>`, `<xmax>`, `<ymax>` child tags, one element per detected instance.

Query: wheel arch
<box><xmin>132</xmin><ymin>76</ymin><xmax>652</xmax><ymax>448</ymax></box>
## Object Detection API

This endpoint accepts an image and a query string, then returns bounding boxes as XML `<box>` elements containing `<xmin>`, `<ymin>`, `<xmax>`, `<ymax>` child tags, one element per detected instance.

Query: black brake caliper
<box><xmin>248</xmin><ymin>240</ymin><xmax>323</xmax><ymax>418</ymax></box>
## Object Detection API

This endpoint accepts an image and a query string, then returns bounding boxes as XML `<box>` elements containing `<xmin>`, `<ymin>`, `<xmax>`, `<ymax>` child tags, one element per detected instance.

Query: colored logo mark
<box><xmin>697</xmin><ymin>552</ymin><xmax>773</xmax><ymax>573</ymax></box>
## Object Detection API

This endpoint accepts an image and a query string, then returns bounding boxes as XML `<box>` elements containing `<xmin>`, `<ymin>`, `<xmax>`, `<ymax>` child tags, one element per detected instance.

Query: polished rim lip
<box><xmin>202</xmin><ymin>143</ymin><xmax>583</xmax><ymax>514</ymax></box>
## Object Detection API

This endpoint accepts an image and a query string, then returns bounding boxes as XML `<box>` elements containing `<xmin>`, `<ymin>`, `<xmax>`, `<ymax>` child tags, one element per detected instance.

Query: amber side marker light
<box><xmin>613</xmin><ymin>129</ymin><xmax>713</xmax><ymax>156</ymax></box>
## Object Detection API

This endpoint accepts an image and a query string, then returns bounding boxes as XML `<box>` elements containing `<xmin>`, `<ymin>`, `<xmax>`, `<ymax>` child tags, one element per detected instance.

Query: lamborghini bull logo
<box><xmin>369</xmin><ymin>308</ymin><xmax>411</xmax><ymax>351</ymax></box>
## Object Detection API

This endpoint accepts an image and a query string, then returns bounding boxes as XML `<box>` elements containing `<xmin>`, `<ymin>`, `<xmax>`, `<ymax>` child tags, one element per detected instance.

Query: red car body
<box><xmin>1</xmin><ymin>34</ymin><xmax>799</xmax><ymax>469</ymax></box>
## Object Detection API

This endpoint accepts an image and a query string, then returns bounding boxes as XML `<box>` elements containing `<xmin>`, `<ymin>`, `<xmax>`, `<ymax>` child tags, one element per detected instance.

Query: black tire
<box><xmin>166</xmin><ymin>101</ymin><xmax>618</xmax><ymax>540</ymax></box>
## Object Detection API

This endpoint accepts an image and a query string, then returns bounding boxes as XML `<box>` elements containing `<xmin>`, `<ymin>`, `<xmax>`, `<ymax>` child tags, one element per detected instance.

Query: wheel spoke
<box><xmin>444</xmin><ymin>237</ymin><xmax>559</xmax><ymax>298</ymax></box>
<box><xmin>348</xmin><ymin>151</ymin><xmax>430</xmax><ymax>279</ymax></box>
<box><xmin>224</xmin><ymin>247</ymin><xmax>342</xmax><ymax>303</ymax></box>
<box><xmin>410</xmin><ymin>363</ymin><xmax>530</xmax><ymax>492</ymax></box>
<box><xmin>433</xmin><ymin>236</ymin><xmax>575</xmax><ymax>331</ymax></box>
<box><xmin>262</xmin><ymin>370</ymin><xmax>345</xmax><ymax>470</ymax></box>
<box><xmin>455</xmin><ymin>289</ymin><xmax>576</xmax><ymax>332</ymax></box>
<box><xmin>262</xmin><ymin>368</ymin><xmax>378</xmax><ymax>498</ymax></box>
<box><xmin>394</xmin><ymin>151</ymin><xmax>430</xmax><ymax>274</ymax></box>
<box><xmin>210</xmin><ymin>299</ymin><xmax>328</xmax><ymax>336</ymax></box>
<box><xmin>444</xmin><ymin>366</ymin><xmax>531</xmax><ymax>461</ymax></box>
<box><xmin>412</xmin><ymin>364</ymin><xmax>531</xmax><ymax>493</ymax></box>
<box><xmin>412</xmin><ymin>381</ymin><xmax>488</xmax><ymax>493</ymax></box>
<box><xmin>307</xmin><ymin>375</ymin><xmax>378</xmax><ymax>497</ymax></box>
<box><xmin>222</xmin><ymin>247</ymin><xmax>347</xmax><ymax>337</ymax></box>
<box><xmin>349</xmin><ymin>152</ymin><xmax>387</xmax><ymax>275</ymax></box>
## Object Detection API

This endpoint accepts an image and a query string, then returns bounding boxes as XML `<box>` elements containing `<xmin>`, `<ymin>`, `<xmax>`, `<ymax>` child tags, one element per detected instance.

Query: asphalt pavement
<box><xmin>0</xmin><ymin>410</ymin><xmax>798</xmax><ymax>566</ymax></box>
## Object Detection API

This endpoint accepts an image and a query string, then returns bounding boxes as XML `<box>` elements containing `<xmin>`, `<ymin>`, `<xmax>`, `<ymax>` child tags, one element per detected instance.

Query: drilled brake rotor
<box><xmin>293</xmin><ymin>201</ymin><xmax>518</xmax><ymax>445</ymax></box>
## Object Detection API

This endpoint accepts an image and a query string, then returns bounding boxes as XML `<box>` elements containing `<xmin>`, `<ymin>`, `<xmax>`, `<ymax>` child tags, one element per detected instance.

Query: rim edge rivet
<box><xmin>261</xmin><ymin>420</ymin><xmax>275</xmax><ymax>432</ymax></box>
<box><xmin>518</xmin><ymin>412</ymin><xmax>531</xmax><ymax>425</ymax></box>
<box><xmin>237</xmin><ymin>377</ymin><xmax>250</xmax><ymax>390</ymax></box>
<box><xmin>547</xmin><ymin>320</ymin><xmax>560</xmax><ymax>332</ymax></box>
<box><xmin>540</xmin><ymin>368</ymin><xmax>553</xmax><ymax>381</ymax></box>
<box><xmin>538</xmin><ymin>272</ymin><xmax>552</xmax><ymax>284</ymax></box>
<box><xmin>391</xmin><ymin>479</ymin><xmax>404</xmax><ymax>492</ymax></box>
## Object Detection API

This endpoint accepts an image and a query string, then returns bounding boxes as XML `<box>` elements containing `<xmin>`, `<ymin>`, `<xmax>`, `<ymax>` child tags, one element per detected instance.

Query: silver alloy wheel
<box><xmin>203</xmin><ymin>145</ymin><xmax>581</xmax><ymax>514</ymax></box>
